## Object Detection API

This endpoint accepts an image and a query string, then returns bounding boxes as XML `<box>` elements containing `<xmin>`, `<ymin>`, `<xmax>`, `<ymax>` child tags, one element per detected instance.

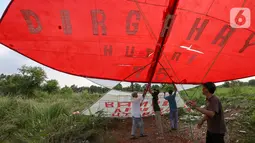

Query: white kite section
<box><xmin>82</xmin><ymin>84</ymin><xmax>198</xmax><ymax>118</ymax></box>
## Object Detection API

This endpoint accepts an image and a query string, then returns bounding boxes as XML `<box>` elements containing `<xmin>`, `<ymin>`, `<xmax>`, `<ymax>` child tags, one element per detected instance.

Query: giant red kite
<box><xmin>0</xmin><ymin>0</ymin><xmax>254</xmax><ymax>84</ymax></box>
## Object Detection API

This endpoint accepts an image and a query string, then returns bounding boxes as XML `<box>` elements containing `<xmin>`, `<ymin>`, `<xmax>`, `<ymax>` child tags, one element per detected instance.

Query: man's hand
<box><xmin>187</xmin><ymin>100</ymin><xmax>216</xmax><ymax>118</ymax></box>
<box><xmin>172</xmin><ymin>83</ymin><xmax>177</xmax><ymax>90</ymax></box>
<box><xmin>186</xmin><ymin>100</ymin><xmax>197</xmax><ymax>109</ymax></box>
<box><xmin>197</xmin><ymin>123</ymin><xmax>202</xmax><ymax>129</ymax></box>
<box><xmin>197</xmin><ymin>115</ymin><xmax>208</xmax><ymax>129</ymax></box>
<box><xmin>197</xmin><ymin>120</ymin><xmax>203</xmax><ymax>129</ymax></box>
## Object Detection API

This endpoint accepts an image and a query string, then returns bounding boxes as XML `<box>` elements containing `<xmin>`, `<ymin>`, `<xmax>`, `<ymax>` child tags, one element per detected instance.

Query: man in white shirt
<box><xmin>130</xmin><ymin>91</ymin><xmax>147</xmax><ymax>139</ymax></box>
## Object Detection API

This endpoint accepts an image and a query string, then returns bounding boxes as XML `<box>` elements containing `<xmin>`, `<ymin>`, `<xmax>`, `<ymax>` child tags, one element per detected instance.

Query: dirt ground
<box><xmin>108</xmin><ymin>115</ymin><xmax>207</xmax><ymax>143</ymax></box>
<box><xmin>106</xmin><ymin>107</ymin><xmax>244</xmax><ymax>143</ymax></box>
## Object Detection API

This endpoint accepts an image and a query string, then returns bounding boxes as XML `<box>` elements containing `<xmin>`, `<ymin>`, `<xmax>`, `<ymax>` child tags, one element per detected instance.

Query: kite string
<box><xmin>180</xmin><ymin>27</ymin><xmax>231</xmax><ymax>142</ymax></box>
<box><xmin>86</xmin><ymin>61</ymin><xmax>195</xmax><ymax>140</ymax></box>
<box><xmin>131</xmin><ymin>2</ymin><xmax>196</xmax><ymax>138</ymax></box>
<box><xmin>134</xmin><ymin>0</ymin><xmax>196</xmax><ymax>138</ymax></box>
<box><xmin>190</xmin><ymin>34</ymin><xmax>230</xmax><ymax>97</ymax></box>
<box><xmin>158</xmin><ymin>61</ymin><xmax>195</xmax><ymax>141</ymax></box>
<box><xmin>85</xmin><ymin>62</ymin><xmax>153</xmax><ymax>90</ymax></box>
<box><xmin>90</xmin><ymin>0</ymin><xmax>190</xmax><ymax>139</ymax></box>
<box><xmin>84</xmin><ymin>62</ymin><xmax>151</xmax><ymax>115</ymax></box>
<box><xmin>133</xmin><ymin>0</ymin><xmax>158</xmax><ymax>42</ymax></box>
<box><xmin>159</xmin><ymin>50</ymin><xmax>206</xmax><ymax>140</ymax></box>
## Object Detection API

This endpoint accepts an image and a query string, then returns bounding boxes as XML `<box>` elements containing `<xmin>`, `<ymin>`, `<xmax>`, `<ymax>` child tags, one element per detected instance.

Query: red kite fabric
<box><xmin>0</xmin><ymin>0</ymin><xmax>255</xmax><ymax>84</ymax></box>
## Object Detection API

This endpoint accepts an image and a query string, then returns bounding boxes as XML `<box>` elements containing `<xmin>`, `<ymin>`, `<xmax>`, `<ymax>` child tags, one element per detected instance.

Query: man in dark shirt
<box><xmin>149</xmin><ymin>88</ymin><xmax>163</xmax><ymax>138</ymax></box>
<box><xmin>187</xmin><ymin>82</ymin><xmax>226</xmax><ymax>143</ymax></box>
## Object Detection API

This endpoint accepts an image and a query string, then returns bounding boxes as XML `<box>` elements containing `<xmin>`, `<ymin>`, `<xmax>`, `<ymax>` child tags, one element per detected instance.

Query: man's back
<box><xmin>206</xmin><ymin>95</ymin><xmax>226</xmax><ymax>134</ymax></box>
<box><xmin>152</xmin><ymin>91</ymin><xmax>160</xmax><ymax>112</ymax></box>
<box><xmin>165</xmin><ymin>91</ymin><xmax>177</xmax><ymax>110</ymax></box>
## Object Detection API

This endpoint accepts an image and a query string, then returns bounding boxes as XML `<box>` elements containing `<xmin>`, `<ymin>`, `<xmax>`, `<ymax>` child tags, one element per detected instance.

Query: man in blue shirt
<box><xmin>164</xmin><ymin>85</ymin><xmax>178</xmax><ymax>130</ymax></box>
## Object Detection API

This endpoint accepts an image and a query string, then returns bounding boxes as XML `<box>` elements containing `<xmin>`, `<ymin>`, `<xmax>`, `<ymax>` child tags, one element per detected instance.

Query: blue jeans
<box><xmin>170</xmin><ymin>109</ymin><xmax>178</xmax><ymax>129</ymax></box>
<box><xmin>131</xmin><ymin>116</ymin><xmax>144</xmax><ymax>136</ymax></box>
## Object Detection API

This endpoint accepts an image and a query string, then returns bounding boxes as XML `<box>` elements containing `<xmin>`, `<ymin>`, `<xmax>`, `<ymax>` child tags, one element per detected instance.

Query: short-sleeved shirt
<box><xmin>206</xmin><ymin>95</ymin><xmax>227</xmax><ymax>134</ymax></box>
<box><xmin>164</xmin><ymin>91</ymin><xmax>177</xmax><ymax>110</ymax></box>
<box><xmin>151</xmin><ymin>91</ymin><xmax>160</xmax><ymax>112</ymax></box>
<box><xmin>131</xmin><ymin>95</ymin><xmax>144</xmax><ymax>118</ymax></box>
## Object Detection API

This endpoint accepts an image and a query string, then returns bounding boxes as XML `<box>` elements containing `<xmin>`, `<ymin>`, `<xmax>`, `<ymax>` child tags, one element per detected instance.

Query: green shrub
<box><xmin>0</xmin><ymin>94</ymin><xmax>105</xmax><ymax>143</ymax></box>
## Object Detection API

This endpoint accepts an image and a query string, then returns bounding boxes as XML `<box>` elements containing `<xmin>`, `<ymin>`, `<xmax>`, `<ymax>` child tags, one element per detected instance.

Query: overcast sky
<box><xmin>0</xmin><ymin>0</ymin><xmax>254</xmax><ymax>88</ymax></box>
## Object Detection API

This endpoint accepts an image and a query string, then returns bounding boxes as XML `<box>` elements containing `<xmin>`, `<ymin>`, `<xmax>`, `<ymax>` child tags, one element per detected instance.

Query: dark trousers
<box><xmin>169</xmin><ymin>109</ymin><xmax>178</xmax><ymax>129</ymax></box>
<box><xmin>206</xmin><ymin>131</ymin><xmax>225</xmax><ymax>143</ymax></box>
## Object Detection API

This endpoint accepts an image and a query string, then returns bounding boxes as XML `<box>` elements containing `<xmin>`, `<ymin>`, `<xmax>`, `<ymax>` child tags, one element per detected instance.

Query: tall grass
<box><xmin>0</xmin><ymin>86</ymin><xmax>254</xmax><ymax>142</ymax></box>
<box><xmin>0</xmin><ymin>92</ymin><xmax>108</xmax><ymax>143</ymax></box>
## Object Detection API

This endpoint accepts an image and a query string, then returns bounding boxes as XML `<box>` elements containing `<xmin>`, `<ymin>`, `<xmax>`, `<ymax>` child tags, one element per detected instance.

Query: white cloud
<box><xmin>0</xmin><ymin>46</ymin><xmax>9</xmax><ymax>56</ymax></box>
<box><xmin>0</xmin><ymin>0</ymin><xmax>11</xmax><ymax>18</ymax></box>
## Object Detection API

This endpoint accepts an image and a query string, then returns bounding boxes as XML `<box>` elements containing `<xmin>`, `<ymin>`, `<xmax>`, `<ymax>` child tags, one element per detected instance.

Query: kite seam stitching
<box><xmin>206</xmin><ymin>0</ymin><xmax>215</xmax><ymax>15</ymax></box>
<box><xmin>127</xmin><ymin>0</ymin><xmax>168</xmax><ymax>7</ymax></box>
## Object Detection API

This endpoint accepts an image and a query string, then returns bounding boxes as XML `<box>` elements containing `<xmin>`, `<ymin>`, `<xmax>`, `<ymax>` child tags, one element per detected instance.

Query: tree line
<box><xmin>0</xmin><ymin>65</ymin><xmax>176</xmax><ymax>97</ymax></box>
<box><xmin>0</xmin><ymin>65</ymin><xmax>112</xmax><ymax>97</ymax></box>
<box><xmin>221</xmin><ymin>80</ymin><xmax>255</xmax><ymax>87</ymax></box>
<box><xmin>1</xmin><ymin>65</ymin><xmax>254</xmax><ymax>98</ymax></box>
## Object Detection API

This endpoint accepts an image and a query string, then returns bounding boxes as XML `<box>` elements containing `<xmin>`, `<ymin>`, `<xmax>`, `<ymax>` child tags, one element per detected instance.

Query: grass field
<box><xmin>0</xmin><ymin>86</ymin><xmax>254</xmax><ymax>143</ymax></box>
<box><xmin>0</xmin><ymin>91</ymin><xmax>106</xmax><ymax>143</ymax></box>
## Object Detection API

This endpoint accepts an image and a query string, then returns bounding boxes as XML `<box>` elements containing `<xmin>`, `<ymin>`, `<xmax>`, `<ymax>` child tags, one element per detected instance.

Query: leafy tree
<box><xmin>89</xmin><ymin>85</ymin><xmax>108</xmax><ymax>93</ymax></box>
<box><xmin>160</xmin><ymin>84</ymin><xmax>174</xmax><ymax>92</ymax></box>
<box><xmin>80</xmin><ymin>87</ymin><xmax>91</xmax><ymax>93</ymax></box>
<box><xmin>229</xmin><ymin>80</ymin><xmax>242</xmax><ymax>95</ymax></box>
<box><xmin>151</xmin><ymin>84</ymin><xmax>160</xmax><ymax>90</ymax></box>
<box><xmin>113</xmin><ymin>83</ymin><xmax>122</xmax><ymax>90</ymax></box>
<box><xmin>71</xmin><ymin>84</ymin><xmax>79</xmax><ymax>92</ymax></box>
<box><xmin>133</xmin><ymin>83</ymin><xmax>142</xmax><ymax>91</ymax></box>
<box><xmin>248</xmin><ymin>79</ymin><xmax>255</xmax><ymax>86</ymax></box>
<box><xmin>60</xmin><ymin>86</ymin><xmax>73</xmax><ymax>94</ymax></box>
<box><xmin>0</xmin><ymin>74</ymin><xmax>23</xmax><ymax>95</ymax></box>
<box><xmin>0</xmin><ymin>73</ymin><xmax>6</xmax><ymax>79</ymax></box>
<box><xmin>42</xmin><ymin>79</ymin><xmax>60</xmax><ymax>94</ymax></box>
<box><xmin>0</xmin><ymin>66</ymin><xmax>46</xmax><ymax>97</ymax></box>
<box><xmin>142</xmin><ymin>84</ymin><xmax>148</xmax><ymax>90</ymax></box>
<box><xmin>18</xmin><ymin>65</ymin><xmax>46</xmax><ymax>96</ymax></box>
<box><xmin>89</xmin><ymin>85</ymin><xmax>99</xmax><ymax>93</ymax></box>
<box><xmin>122</xmin><ymin>86</ymin><xmax>132</xmax><ymax>92</ymax></box>
<box><xmin>222</xmin><ymin>81</ymin><xmax>230</xmax><ymax>88</ymax></box>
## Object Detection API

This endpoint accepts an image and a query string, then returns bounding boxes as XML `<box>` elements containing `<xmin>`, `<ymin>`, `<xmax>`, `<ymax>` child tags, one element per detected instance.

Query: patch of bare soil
<box><xmin>107</xmin><ymin>116</ymin><xmax>198</xmax><ymax>143</ymax></box>
<box><xmin>106</xmin><ymin>108</ymin><xmax>244</xmax><ymax>143</ymax></box>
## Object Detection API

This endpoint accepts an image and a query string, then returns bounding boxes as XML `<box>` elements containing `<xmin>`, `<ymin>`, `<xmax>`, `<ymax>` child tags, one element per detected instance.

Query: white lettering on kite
<box><xmin>179</xmin><ymin>45</ymin><xmax>204</xmax><ymax>54</ymax></box>
<box><xmin>148</xmin><ymin>52</ymin><xmax>154</xmax><ymax>57</ymax></box>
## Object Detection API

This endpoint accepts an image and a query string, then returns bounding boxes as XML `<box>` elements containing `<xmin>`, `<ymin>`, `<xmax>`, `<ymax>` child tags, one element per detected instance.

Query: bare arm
<box><xmin>195</xmin><ymin>107</ymin><xmax>215</xmax><ymax>118</ymax></box>
<box><xmin>142</xmin><ymin>90</ymin><xmax>147</xmax><ymax>98</ymax></box>
<box><xmin>173</xmin><ymin>84</ymin><xmax>177</xmax><ymax>91</ymax></box>
<box><xmin>198</xmin><ymin>115</ymin><xmax>208</xmax><ymax>125</ymax></box>
<box><xmin>164</xmin><ymin>92</ymin><xmax>169</xmax><ymax>100</ymax></box>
